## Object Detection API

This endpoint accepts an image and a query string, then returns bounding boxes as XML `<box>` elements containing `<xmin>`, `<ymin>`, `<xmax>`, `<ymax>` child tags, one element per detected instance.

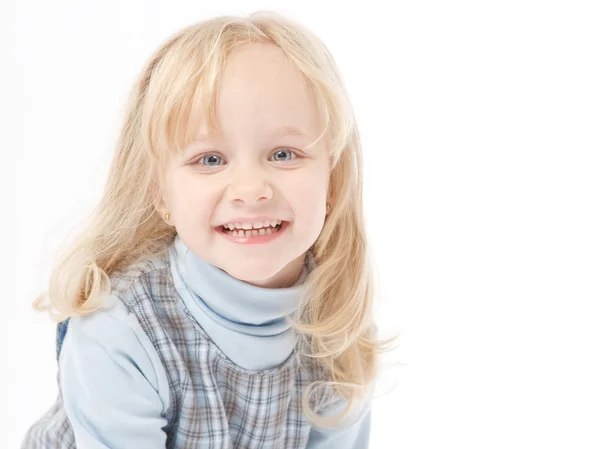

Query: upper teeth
<box><xmin>223</xmin><ymin>220</ymin><xmax>282</xmax><ymax>230</ymax></box>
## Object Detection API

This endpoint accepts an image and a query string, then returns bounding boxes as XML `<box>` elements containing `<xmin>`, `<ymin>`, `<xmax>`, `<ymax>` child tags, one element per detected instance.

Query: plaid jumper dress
<box><xmin>22</xmin><ymin>246</ymin><xmax>339</xmax><ymax>449</ymax></box>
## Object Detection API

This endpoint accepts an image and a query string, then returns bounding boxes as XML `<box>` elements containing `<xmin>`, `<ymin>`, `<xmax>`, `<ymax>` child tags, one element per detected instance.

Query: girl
<box><xmin>22</xmin><ymin>10</ymin><xmax>395</xmax><ymax>449</ymax></box>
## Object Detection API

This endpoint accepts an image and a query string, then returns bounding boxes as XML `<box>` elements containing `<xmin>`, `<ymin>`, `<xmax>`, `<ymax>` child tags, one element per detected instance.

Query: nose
<box><xmin>226</xmin><ymin>166</ymin><xmax>274</xmax><ymax>206</ymax></box>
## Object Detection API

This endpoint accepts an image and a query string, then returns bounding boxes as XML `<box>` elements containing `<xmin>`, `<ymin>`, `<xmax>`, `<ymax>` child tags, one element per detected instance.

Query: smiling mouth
<box><xmin>218</xmin><ymin>221</ymin><xmax>286</xmax><ymax>237</ymax></box>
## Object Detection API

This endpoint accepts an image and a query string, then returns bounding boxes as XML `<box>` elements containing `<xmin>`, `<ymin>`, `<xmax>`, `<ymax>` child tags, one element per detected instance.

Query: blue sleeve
<box><xmin>306</xmin><ymin>400</ymin><xmax>373</xmax><ymax>448</ymax></box>
<box><xmin>59</xmin><ymin>301</ymin><xmax>169</xmax><ymax>449</ymax></box>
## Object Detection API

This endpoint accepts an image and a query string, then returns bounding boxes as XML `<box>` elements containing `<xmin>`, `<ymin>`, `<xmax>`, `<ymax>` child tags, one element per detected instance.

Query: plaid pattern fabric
<box><xmin>22</xmin><ymin>247</ymin><xmax>332</xmax><ymax>449</ymax></box>
<box><xmin>20</xmin><ymin>378</ymin><xmax>76</xmax><ymax>449</ymax></box>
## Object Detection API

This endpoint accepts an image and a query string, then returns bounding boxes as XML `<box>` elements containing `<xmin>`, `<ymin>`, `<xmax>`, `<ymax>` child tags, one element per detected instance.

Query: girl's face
<box><xmin>156</xmin><ymin>42</ymin><xmax>331</xmax><ymax>288</ymax></box>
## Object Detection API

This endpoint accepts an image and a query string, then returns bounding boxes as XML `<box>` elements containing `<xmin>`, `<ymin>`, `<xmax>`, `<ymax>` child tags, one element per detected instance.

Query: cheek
<box><xmin>286</xmin><ymin>175</ymin><xmax>328</xmax><ymax>216</ymax></box>
<box><xmin>291</xmin><ymin>192</ymin><xmax>327</xmax><ymax>227</ymax></box>
<box><xmin>170</xmin><ymin>178</ymin><xmax>214</xmax><ymax>221</ymax></box>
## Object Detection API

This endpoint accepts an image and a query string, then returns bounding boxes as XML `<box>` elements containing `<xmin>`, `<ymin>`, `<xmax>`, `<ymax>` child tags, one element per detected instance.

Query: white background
<box><xmin>4</xmin><ymin>0</ymin><xmax>600</xmax><ymax>447</ymax></box>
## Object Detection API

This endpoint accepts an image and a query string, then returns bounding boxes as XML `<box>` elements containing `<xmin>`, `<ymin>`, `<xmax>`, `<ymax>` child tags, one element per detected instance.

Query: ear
<box><xmin>151</xmin><ymin>181</ymin><xmax>168</xmax><ymax>217</ymax></box>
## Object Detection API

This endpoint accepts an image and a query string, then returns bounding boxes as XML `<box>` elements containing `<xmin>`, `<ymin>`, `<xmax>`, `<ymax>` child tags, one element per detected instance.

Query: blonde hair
<box><xmin>34</xmin><ymin>11</ymin><xmax>399</xmax><ymax>428</ymax></box>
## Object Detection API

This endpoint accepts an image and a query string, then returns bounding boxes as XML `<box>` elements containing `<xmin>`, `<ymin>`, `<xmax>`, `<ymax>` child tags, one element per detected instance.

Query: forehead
<box><xmin>200</xmin><ymin>42</ymin><xmax>322</xmax><ymax>142</ymax></box>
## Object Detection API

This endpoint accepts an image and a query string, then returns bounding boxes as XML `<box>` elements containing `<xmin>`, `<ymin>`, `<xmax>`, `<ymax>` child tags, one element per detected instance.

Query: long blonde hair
<box><xmin>34</xmin><ymin>11</ymin><xmax>398</xmax><ymax>427</ymax></box>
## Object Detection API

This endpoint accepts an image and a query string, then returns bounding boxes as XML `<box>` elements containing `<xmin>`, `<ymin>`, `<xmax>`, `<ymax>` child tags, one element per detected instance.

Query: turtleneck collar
<box><xmin>168</xmin><ymin>235</ymin><xmax>315</xmax><ymax>370</ymax></box>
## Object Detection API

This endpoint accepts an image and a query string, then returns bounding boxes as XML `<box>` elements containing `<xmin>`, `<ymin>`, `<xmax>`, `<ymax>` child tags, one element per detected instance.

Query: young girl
<box><xmin>22</xmin><ymin>10</ymin><xmax>394</xmax><ymax>449</ymax></box>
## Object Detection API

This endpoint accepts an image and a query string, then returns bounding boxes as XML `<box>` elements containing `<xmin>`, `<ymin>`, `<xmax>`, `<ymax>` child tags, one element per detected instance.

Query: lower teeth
<box><xmin>223</xmin><ymin>224</ymin><xmax>282</xmax><ymax>238</ymax></box>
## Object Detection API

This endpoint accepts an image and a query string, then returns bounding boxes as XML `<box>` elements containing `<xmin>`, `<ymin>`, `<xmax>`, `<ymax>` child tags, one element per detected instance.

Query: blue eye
<box><xmin>198</xmin><ymin>154</ymin><xmax>223</xmax><ymax>167</ymax></box>
<box><xmin>271</xmin><ymin>148</ymin><xmax>297</xmax><ymax>162</ymax></box>
<box><xmin>195</xmin><ymin>148</ymin><xmax>298</xmax><ymax>167</ymax></box>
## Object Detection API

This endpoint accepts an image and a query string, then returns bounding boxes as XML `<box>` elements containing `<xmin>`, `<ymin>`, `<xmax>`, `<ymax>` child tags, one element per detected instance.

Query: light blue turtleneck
<box><xmin>54</xmin><ymin>235</ymin><xmax>372</xmax><ymax>448</ymax></box>
<box><xmin>170</xmin><ymin>235</ymin><xmax>309</xmax><ymax>370</ymax></box>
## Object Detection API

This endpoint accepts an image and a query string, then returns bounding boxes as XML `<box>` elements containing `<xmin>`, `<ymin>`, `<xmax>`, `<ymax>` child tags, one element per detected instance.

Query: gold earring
<box><xmin>164</xmin><ymin>213</ymin><xmax>171</xmax><ymax>221</ymax></box>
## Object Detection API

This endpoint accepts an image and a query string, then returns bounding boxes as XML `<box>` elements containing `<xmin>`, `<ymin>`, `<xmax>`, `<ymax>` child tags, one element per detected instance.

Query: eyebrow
<box><xmin>192</xmin><ymin>125</ymin><xmax>308</xmax><ymax>143</ymax></box>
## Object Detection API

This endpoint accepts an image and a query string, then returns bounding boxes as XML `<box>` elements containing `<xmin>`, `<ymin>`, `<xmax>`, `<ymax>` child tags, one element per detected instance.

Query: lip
<box><xmin>219</xmin><ymin>217</ymin><xmax>285</xmax><ymax>226</ymax></box>
<box><xmin>215</xmin><ymin>220</ymin><xmax>290</xmax><ymax>245</ymax></box>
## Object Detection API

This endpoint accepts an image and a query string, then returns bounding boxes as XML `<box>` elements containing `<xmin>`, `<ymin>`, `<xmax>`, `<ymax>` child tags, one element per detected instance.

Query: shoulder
<box><xmin>58</xmin><ymin>248</ymin><xmax>176</xmax><ymax>410</ymax></box>
<box><xmin>59</xmin><ymin>247</ymin><xmax>172</xmax><ymax>366</ymax></box>
<box><xmin>63</xmin><ymin>293</ymin><xmax>160</xmax><ymax>376</ymax></box>
<box><xmin>58</xmin><ymin>295</ymin><xmax>171</xmax><ymax>446</ymax></box>
<box><xmin>61</xmin><ymin>292</ymin><xmax>171</xmax><ymax>414</ymax></box>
